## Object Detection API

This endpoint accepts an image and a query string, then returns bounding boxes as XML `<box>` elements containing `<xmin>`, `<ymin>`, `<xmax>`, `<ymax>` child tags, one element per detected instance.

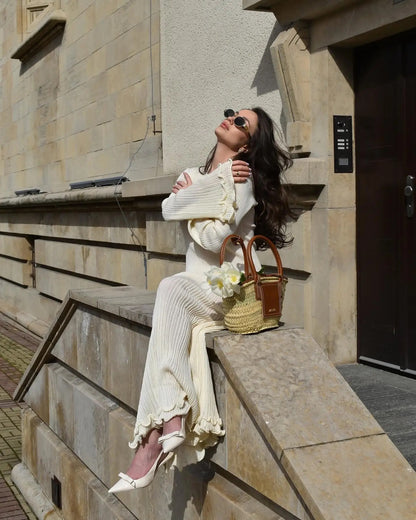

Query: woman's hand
<box><xmin>172</xmin><ymin>172</ymin><xmax>193</xmax><ymax>193</ymax></box>
<box><xmin>231</xmin><ymin>160</ymin><xmax>252</xmax><ymax>183</ymax></box>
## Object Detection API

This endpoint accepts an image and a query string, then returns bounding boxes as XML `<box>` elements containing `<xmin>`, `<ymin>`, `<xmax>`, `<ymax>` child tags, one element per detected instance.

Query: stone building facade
<box><xmin>0</xmin><ymin>0</ymin><xmax>305</xmax><ymax>348</ymax></box>
<box><xmin>1</xmin><ymin>1</ymin><xmax>416</xmax><ymax>371</ymax></box>
<box><xmin>3</xmin><ymin>2</ymin><xmax>416</xmax><ymax>519</ymax></box>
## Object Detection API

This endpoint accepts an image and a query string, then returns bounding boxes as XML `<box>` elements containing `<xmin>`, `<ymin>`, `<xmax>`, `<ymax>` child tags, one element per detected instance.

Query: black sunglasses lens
<box><xmin>224</xmin><ymin>109</ymin><xmax>235</xmax><ymax>118</ymax></box>
<box><xmin>234</xmin><ymin>116</ymin><xmax>246</xmax><ymax>128</ymax></box>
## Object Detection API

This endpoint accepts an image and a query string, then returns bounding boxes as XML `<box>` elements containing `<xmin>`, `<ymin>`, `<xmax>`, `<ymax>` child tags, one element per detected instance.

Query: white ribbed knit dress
<box><xmin>129</xmin><ymin>160</ymin><xmax>260</xmax><ymax>466</ymax></box>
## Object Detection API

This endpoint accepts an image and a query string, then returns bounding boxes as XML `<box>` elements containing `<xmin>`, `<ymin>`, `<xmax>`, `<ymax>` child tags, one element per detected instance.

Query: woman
<box><xmin>109</xmin><ymin>107</ymin><xmax>292</xmax><ymax>493</ymax></box>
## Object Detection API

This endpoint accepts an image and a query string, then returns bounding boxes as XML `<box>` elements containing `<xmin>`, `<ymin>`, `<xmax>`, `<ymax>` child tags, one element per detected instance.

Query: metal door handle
<box><xmin>404</xmin><ymin>175</ymin><xmax>414</xmax><ymax>217</ymax></box>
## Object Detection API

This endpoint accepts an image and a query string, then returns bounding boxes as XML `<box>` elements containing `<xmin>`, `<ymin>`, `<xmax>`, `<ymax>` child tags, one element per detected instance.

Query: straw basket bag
<box><xmin>220</xmin><ymin>234</ymin><xmax>287</xmax><ymax>334</ymax></box>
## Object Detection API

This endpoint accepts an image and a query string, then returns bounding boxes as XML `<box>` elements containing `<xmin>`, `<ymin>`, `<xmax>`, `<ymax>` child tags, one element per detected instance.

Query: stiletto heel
<box><xmin>158</xmin><ymin>416</ymin><xmax>186</xmax><ymax>453</ymax></box>
<box><xmin>108</xmin><ymin>450</ymin><xmax>173</xmax><ymax>493</ymax></box>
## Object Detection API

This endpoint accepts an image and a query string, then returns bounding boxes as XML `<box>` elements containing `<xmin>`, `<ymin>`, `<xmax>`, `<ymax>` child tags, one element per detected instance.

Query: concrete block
<box><xmin>0</xmin><ymin>281</ymin><xmax>58</xmax><ymax>326</ymax></box>
<box><xmin>257</xmin><ymin>211</ymin><xmax>311</xmax><ymax>274</ymax></box>
<box><xmin>327</xmin><ymin>208</ymin><xmax>356</xmax><ymax>363</ymax></box>
<box><xmin>200</xmin><ymin>471</ymin><xmax>287</xmax><ymax>520</ymax></box>
<box><xmin>211</xmin><ymin>372</ymin><xmax>312</xmax><ymax>520</ymax></box>
<box><xmin>214</xmin><ymin>328</ymin><xmax>383</xmax><ymax>458</ymax></box>
<box><xmin>86</xmin><ymin>478</ymin><xmax>137</xmax><ymax>520</ymax></box>
<box><xmin>280</xmin><ymin>277</ymin><xmax>307</xmax><ymax>328</ymax></box>
<box><xmin>21</xmin><ymin>408</ymin><xmax>41</xmax><ymax>476</ymax></box>
<box><xmin>59</xmin><ymin>450</ymin><xmax>94</xmax><ymax>520</ymax></box>
<box><xmin>130</xmin><ymin>109</ymin><xmax>153</xmax><ymax>142</ymax></box>
<box><xmin>1</xmin><ymin>204</ymin><xmax>148</xmax><ymax>244</ymax></box>
<box><xmin>51</xmin><ymin>306</ymin><xmax>150</xmax><ymax>409</ymax></box>
<box><xmin>30</xmin><ymin>412</ymin><xmax>63</xmax><ymax>500</ymax></box>
<box><xmin>282</xmin><ymin>435</ymin><xmax>416</xmax><ymax>520</ymax></box>
<box><xmin>146</xmin><ymin>256</ymin><xmax>185</xmax><ymax>291</ymax></box>
<box><xmin>125</xmin><ymin>134</ymin><xmax>163</xmax><ymax>181</ymax></box>
<box><xmin>65</xmin><ymin>4</ymin><xmax>95</xmax><ymax>46</ymax></box>
<box><xmin>24</xmin><ymin>365</ymin><xmax>50</xmax><ymax>426</ymax></box>
<box><xmin>115</xmin><ymin>82</ymin><xmax>148</xmax><ymax>119</ymax></box>
<box><xmin>35</xmin><ymin>267</ymin><xmax>110</xmax><ymax>301</ymax></box>
<box><xmin>35</xmin><ymin>240</ymin><xmax>147</xmax><ymax>288</ymax></box>
<box><xmin>103</xmin><ymin>115</ymin><xmax>132</xmax><ymax>148</ymax></box>
<box><xmin>0</xmin><ymin>256</ymin><xmax>32</xmax><ymax>286</ymax></box>
<box><xmin>69</xmin><ymin>286</ymin><xmax>154</xmax><ymax>314</ymax></box>
<box><xmin>106</xmin><ymin>19</ymin><xmax>150</xmax><ymax>69</ymax></box>
<box><xmin>146</xmin><ymin>213</ymin><xmax>187</xmax><ymax>255</ymax></box>
<box><xmin>86</xmin><ymin>144</ymin><xmax>130</xmax><ymax>177</ymax></box>
<box><xmin>0</xmin><ymin>234</ymin><xmax>32</xmax><ymax>260</ymax></box>
<box><xmin>108</xmin><ymin>407</ymin><xmax>137</xmax><ymax>486</ymax></box>
<box><xmin>11</xmin><ymin>463</ymin><xmax>61</xmax><ymax>520</ymax></box>
<box><xmin>20</xmin><ymin>409</ymin><xmax>136</xmax><ymax>519</ymax></box>
<box><xmin>72</xmin><ymin>379</ymin><xmax>116</xmax><ymax>480</ymax></box>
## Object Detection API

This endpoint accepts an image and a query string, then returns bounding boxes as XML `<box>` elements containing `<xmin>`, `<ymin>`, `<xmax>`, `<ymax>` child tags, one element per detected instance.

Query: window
<box><xmin>23</xmin><ymin>1</ymin><xmax>57</xmax><ymax>33</ymax></box>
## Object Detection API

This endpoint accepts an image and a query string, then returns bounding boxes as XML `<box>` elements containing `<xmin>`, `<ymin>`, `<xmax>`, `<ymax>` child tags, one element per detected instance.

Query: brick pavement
<box><xmin>0</xmin><ymin>315</ymin><xmax>40</xmax><ymax>520</ymax></box>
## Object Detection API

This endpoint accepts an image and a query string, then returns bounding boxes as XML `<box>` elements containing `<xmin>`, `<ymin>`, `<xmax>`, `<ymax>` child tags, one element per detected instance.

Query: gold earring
<box><xmin>238</xmin><ymin>146</ymin><xmax>248</xmax><ymax>153</ymax></box>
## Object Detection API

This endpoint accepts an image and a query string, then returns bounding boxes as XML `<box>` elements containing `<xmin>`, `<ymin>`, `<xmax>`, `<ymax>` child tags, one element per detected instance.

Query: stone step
<box><xmin>24</xmin><ymin>359</ymin><xmax>312</xmax><ymax>519</ymax></box>
<box><xmin>21</xmin><ymin>404</ymin><xmax>287</xmax><ymax>520</ymax></box>
<box><xmin>14</xmin><ymin>286</ymin><xmax>416</xmax><ymax>520</ymax></box>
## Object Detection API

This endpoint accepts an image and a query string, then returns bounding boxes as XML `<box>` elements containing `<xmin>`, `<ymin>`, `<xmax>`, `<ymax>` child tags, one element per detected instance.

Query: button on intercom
<box><xmin>333</xmin><ymin>115</ymin><xmax>353</xmax><ymax>173</ymax></box>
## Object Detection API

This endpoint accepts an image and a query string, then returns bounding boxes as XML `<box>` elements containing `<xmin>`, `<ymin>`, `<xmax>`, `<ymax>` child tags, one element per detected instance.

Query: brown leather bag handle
<box><xmin>246</xmin><ymin>235</ymin><xmax>284</xmax><ymax>280</ymax></box>
<box><xmin>247</xmin><ymin>235</ymin><xmax>285</xmax><ymax>304</ymax></box>
<box><xmin>220</xmin><ymin>234</ymin><xmax>253</xmax><ymax>279</ymax></box>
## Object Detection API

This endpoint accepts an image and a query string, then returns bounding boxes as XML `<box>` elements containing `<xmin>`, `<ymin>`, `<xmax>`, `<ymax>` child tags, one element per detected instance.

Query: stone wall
<box><xmin>13</xmin><ymin>287</ymin><xmax>416</xmax><ymax>519</ymax></box>
<box><xmin>0</xmin><ymin>0</ymin><xmax>161</xmax><ymax>197</ymax></box>
<box><xmin>0</xmin><ymin>0</ymin><xmax>164</xmax><ymax>326</ymax></box>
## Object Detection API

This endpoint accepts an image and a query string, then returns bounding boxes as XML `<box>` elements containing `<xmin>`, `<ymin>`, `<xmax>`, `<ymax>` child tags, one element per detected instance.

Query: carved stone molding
<box><xmin>270</xmin><ymin>22</ymin><xmax>311</xmax><ymax>154</ymax></box>
<box><xmin>11</xmin><ymin>9</ymin><xmax>66</xmax><ymax>62</ymax></box>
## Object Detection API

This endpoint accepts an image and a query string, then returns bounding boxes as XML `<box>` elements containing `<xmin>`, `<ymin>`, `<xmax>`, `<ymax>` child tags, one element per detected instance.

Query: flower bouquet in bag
<box><xmin>206</xmin><ymin>234</ymin><xmax>287</xmax><ymax>334</ymax></box>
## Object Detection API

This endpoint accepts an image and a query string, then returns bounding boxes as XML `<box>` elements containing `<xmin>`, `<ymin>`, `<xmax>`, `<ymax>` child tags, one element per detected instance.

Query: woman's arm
<box><xmin>187</xmin><ymin>180</ymin><xmax>256</xmax><ymax>253</ymax></box>
<box><xmin>162</xmin><ymin>161</ymin><xmax>236</xmax><ymax>224</ymax></box>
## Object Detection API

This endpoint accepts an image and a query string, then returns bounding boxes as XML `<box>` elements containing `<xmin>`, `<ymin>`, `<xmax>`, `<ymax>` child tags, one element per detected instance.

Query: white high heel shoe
<box><xmin>108</xmin><ymin>450</ymin><xmax>173</xmax><ymax>493</ymax></box>
<box><xmin>158</xmin><ymin>416</ymin><xmax>186</xmax><ymax>453</ymax></box>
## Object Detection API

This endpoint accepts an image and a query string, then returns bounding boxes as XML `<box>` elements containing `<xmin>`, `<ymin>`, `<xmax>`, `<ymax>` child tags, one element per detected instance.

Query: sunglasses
<box><xmin>224</xmin><ymin>109</ymin><xmax>250</xmax><ymax>136</ymax></box>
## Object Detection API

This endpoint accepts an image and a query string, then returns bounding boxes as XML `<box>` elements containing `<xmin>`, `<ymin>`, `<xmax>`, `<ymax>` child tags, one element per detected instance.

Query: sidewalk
<box><xmin>0</xmin><ymin>315</ymin><xmax>40</xmax><ymax>520</ymax></box>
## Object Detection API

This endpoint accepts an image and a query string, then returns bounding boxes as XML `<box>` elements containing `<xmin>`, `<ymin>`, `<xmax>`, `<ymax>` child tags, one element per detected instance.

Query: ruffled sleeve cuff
<box><xmin>161</xmin><ymin>160</ymin><xmax>237</xmax><ymax>223</ymax></box>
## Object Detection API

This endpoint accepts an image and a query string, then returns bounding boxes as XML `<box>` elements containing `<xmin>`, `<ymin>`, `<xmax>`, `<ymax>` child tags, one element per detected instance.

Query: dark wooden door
<box><xmin>355</xmin><ymin>30</ymin><xmax>416</xmax><ymax>376</ymax></box>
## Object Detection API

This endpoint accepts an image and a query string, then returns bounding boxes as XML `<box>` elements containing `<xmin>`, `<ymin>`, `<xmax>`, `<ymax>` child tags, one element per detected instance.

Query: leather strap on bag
<box><xmin>219</xmin><ymin>234</ymin><xmax>285</xmax><ymax>319</ymax></box>
<box><xmin>247</xmin><ymin>235</ymin><xmax>285</xmax><ymax>318</ymax></box>
<box><xmin>220</xmin><ymin>234</ymin><xmax>253</xmax><ymax>280</ymax></box>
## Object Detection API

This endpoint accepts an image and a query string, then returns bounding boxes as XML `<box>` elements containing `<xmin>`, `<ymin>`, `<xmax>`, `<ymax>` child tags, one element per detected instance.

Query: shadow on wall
<box><xmin>20</xmin><ymin>32</ymin><xmax>64</xmax><ymax>74</ymax></box>
<box><xmin>251</xmin><ymin>22</ymin><xmax>283</xmax><ymax>96</ymax></box>
<box><xmin>168</xmin><ymin>463</ymin><xmax>214</xmax><ymax>519</ymax></box>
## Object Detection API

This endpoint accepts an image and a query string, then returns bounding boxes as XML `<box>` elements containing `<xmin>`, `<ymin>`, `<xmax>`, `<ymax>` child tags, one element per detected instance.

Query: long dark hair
<box><xmin>202</xmin><ymin>107</ymin><xmax>293</xmax><ymax>248</ymax></box>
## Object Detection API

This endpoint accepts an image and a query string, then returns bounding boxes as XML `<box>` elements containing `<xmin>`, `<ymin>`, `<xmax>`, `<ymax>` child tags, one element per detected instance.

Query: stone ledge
<box><xmin>0</xmin><ymin>185</ymin><xmax>122</xmax><ymax>210</ymax></box>
<box><xmin>213</xmin><ymin>329</ymin><xmax>416</xmax><ymax>520</ymax></box>
<box><xmin>0</xmin><ymin>175</ymin><xmax>175</xmax><ymax>210</ymax></box>
<box><xmin>19</xmin><ymin>408</ymin><xmax>287</xmax><ymax>519</ymax></box>
<box><xmin>0</xmin><ymin>161</ymin><xmax>325</xmax><ymax>211</ymax></box>
<box><xmin>0</xmin><ymin>299</ymin><xmax>49</xmax><ymax>339</ymax></box>
<box><xmin>11</xmin><ymin>10</ymin><xmax>66</xmax><ymax>62</ymax></box>
<box><xmin>11</xmin><ymin>463</ymin><xmax>62</xmax><ymax>520</ymax></box>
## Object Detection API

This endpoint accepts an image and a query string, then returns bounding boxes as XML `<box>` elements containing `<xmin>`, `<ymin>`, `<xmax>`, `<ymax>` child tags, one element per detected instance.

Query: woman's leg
<box><xmin>125</xmin><ymin>429</ymin><xmax>163</xmax><ymax>479</ymax></box>
<box><xmin>129</xmin><ymin>274</ymin><xmax>222</xmax><ymax>451</ymax></box>
<box><xmin>126</xmin><ymin>416</ymin><xmax>184</xmax><ymax>479</ymax></box>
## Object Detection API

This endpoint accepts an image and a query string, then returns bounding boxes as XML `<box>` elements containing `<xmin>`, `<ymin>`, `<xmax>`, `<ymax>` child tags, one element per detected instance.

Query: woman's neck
<box><xmin>210</xmin><ymin>142</ymin><xmax>237</xmax><ymax>172</ymax></box>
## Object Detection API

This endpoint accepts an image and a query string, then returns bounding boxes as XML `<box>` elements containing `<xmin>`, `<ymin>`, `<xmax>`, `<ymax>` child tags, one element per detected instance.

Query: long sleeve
<box><xmin>162</xmin><ymin>160</ymin><xmax>236</xmax><ymax>223</ymax></box>
<box><xmin>187</xmin><ymin>179</ymin><xmax>256</xmax><ymax>253</ymax></box>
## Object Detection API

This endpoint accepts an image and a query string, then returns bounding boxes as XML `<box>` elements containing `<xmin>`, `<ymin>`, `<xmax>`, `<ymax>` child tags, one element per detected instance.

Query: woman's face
<box><xmin>215</xmin><ymin>109</ymin><xmax>259</xmax><ymax>151</ymax></box>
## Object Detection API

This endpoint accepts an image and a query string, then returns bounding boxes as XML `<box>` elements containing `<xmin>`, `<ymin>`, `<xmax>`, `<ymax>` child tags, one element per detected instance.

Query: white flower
<box><xmin>205</xmin><ymin>262</ymin><xmax>242</xmax><ymax>298</ymax></box>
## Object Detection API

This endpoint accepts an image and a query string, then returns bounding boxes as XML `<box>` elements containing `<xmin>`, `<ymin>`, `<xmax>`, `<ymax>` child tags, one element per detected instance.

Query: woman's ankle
<box><xmin>163</xmin><ymin>415</ymin><xmax>183</xmax><ymax>436</ymax></box>
<box><xmin>126</xmin><ymin>430</ymin><xmax>162</xmax><ymax>478</ymax></box>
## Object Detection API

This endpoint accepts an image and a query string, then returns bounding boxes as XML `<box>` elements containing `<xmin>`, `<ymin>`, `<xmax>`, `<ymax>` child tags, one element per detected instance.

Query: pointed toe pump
<box><xmin>108</xmin><ymin>450</ymin><xmax>173</xmax><ymax>493</ymax></box>
<box><xmin>158</xmin><ymin>416</ymin><xmax>186</xmax><ymax>453</ymax></box>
